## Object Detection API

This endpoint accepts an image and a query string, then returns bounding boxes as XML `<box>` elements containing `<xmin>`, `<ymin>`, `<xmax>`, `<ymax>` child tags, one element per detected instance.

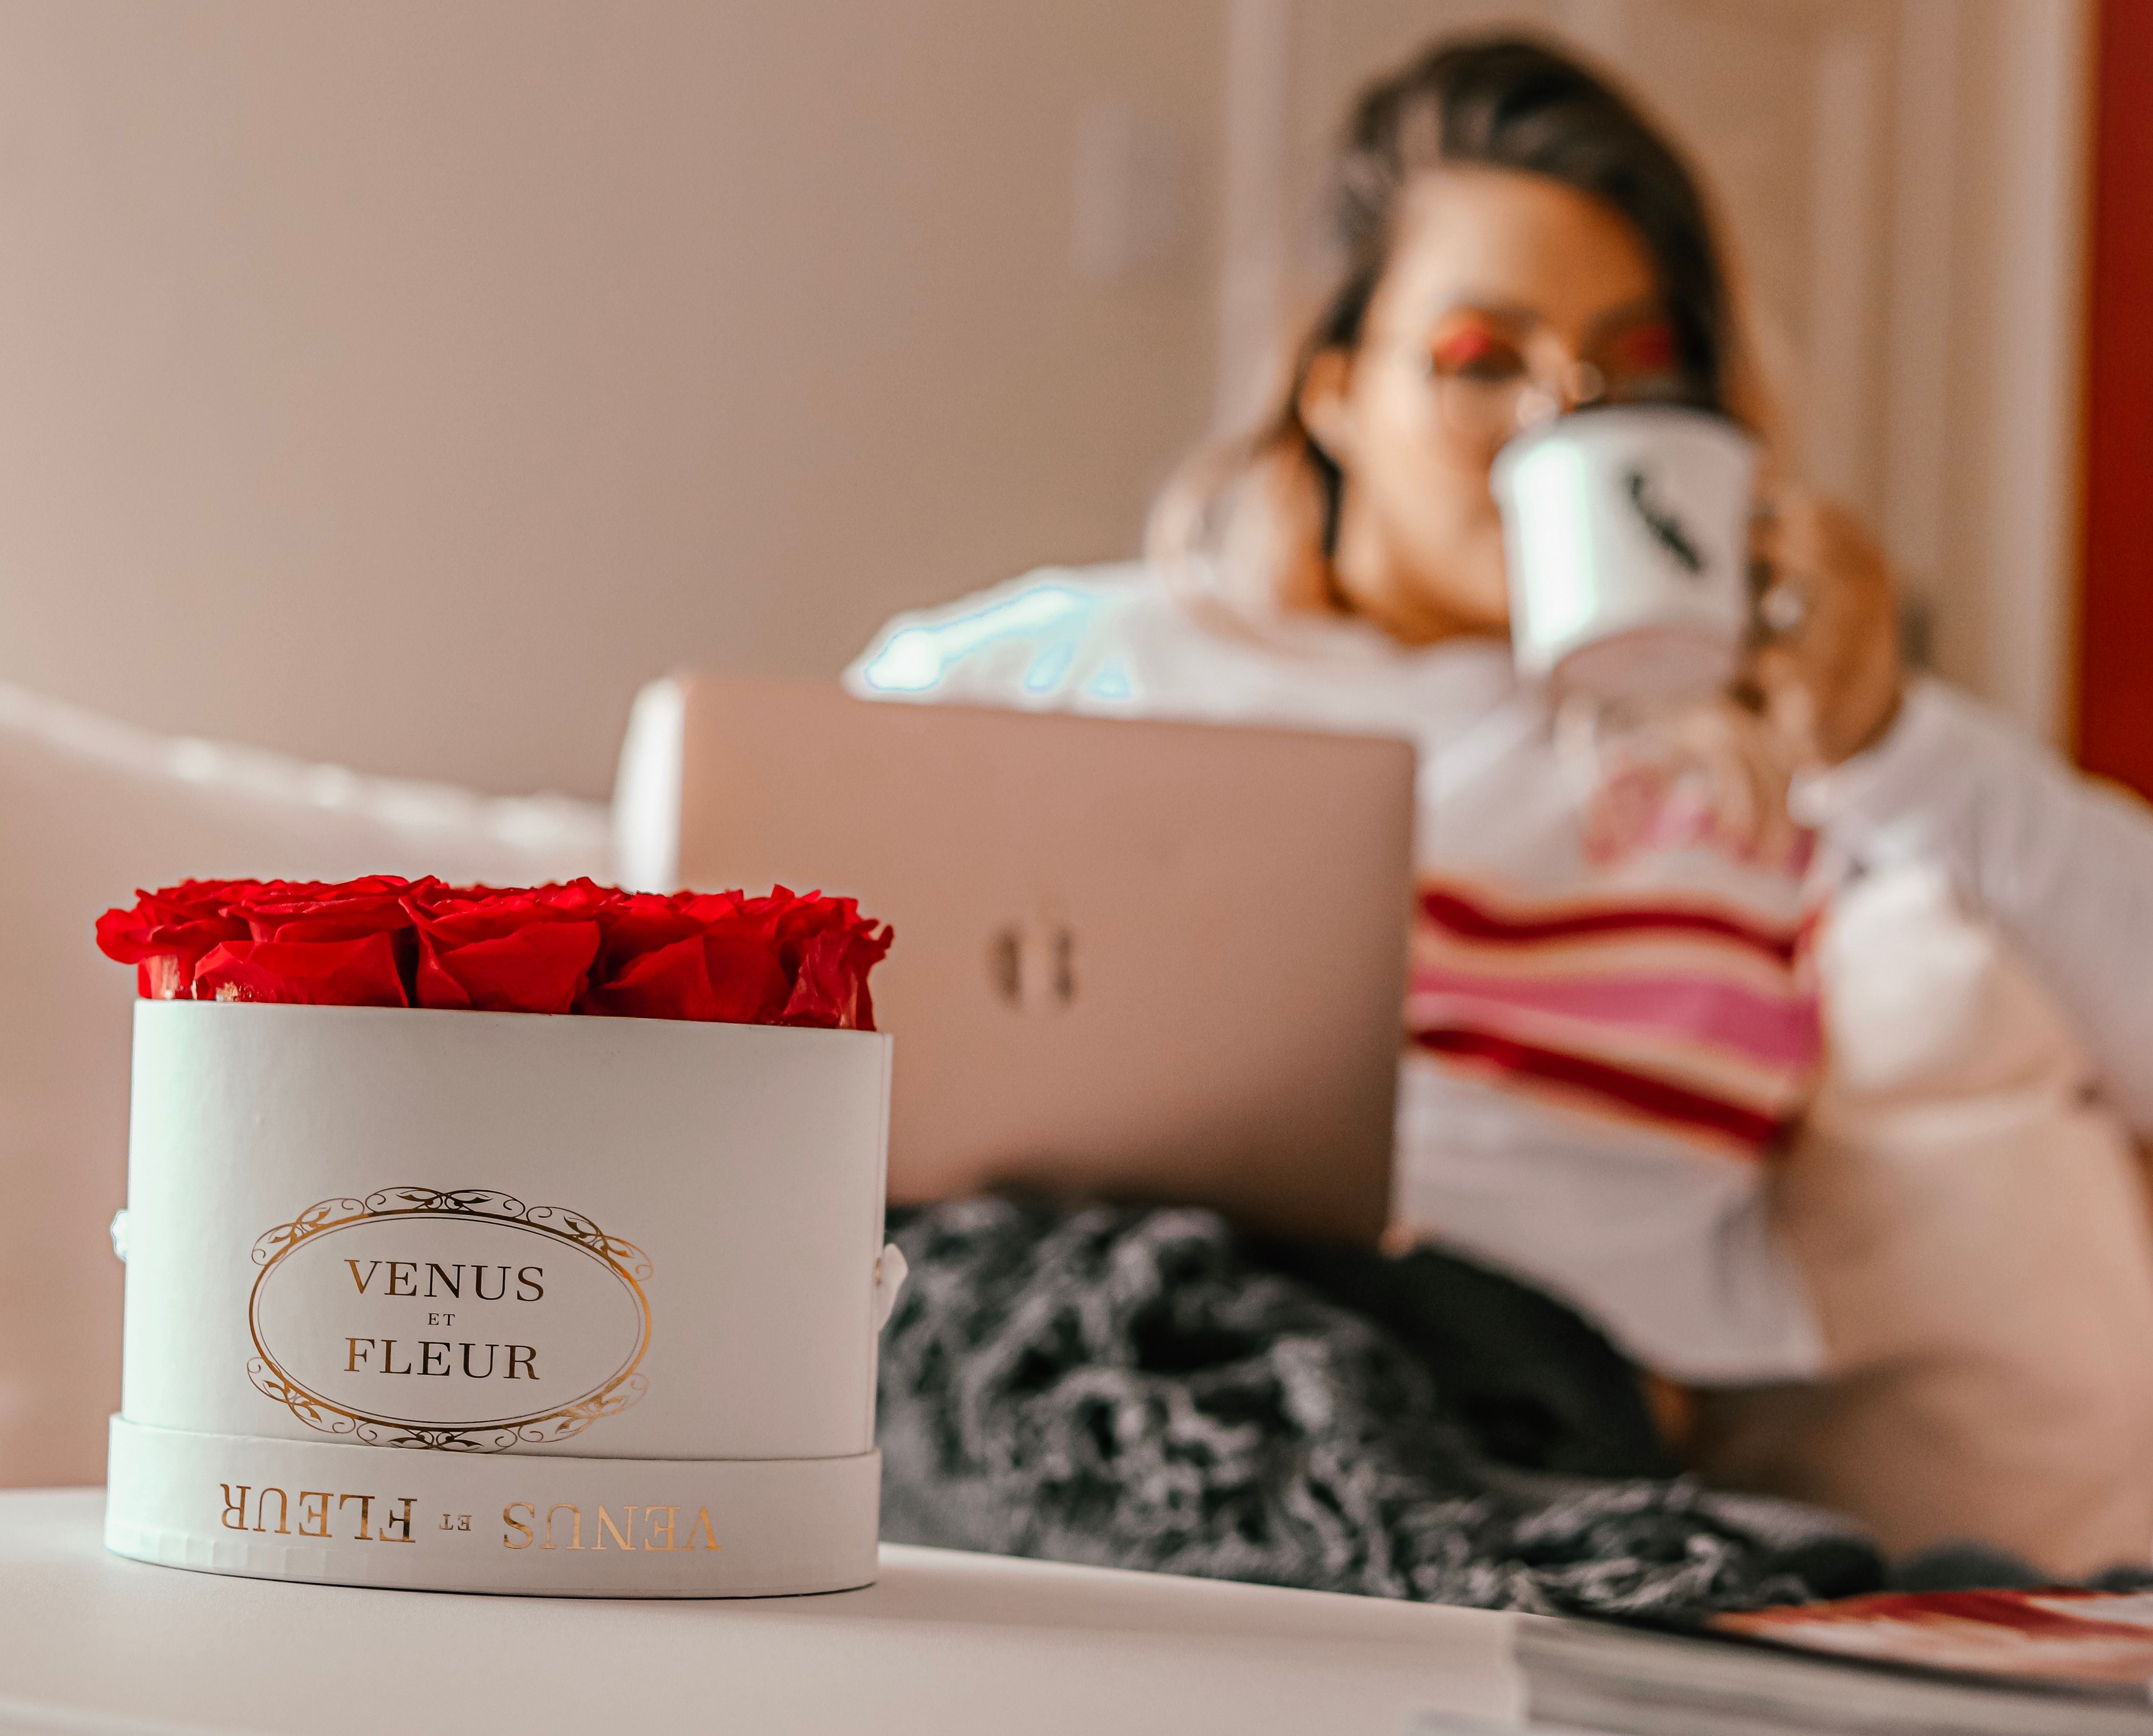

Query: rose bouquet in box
<box><xmin>98</xmin><ymin>875</ymin><xmax>902</xmax><ymax>1600</ymax></box>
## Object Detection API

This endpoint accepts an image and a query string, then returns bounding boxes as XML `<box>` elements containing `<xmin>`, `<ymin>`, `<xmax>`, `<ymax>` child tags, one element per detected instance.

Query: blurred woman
<box><xmin>847</xmin><ymin>38</ymin><xmax>2153</xmax><ymax>1399</ymax></box>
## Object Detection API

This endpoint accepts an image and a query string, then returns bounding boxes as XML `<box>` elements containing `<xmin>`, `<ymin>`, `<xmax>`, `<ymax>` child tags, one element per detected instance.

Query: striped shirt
<box><xmin>1410</xmin><ymin>878</ymin><xmax>1818</xmax><ymax>1154</ymax></box>
<box><xmin>847</xmin><ymin>561</ymin><xmax>1825</xmax><ymax>1380</ymax></box>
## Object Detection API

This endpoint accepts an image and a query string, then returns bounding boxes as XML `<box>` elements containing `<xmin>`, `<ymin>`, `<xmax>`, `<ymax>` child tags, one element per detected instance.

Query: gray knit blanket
<box><xmin>876</xmin><ymin>1197</ymin><xmax>1879</xmax><ymax>1618</ymax></box>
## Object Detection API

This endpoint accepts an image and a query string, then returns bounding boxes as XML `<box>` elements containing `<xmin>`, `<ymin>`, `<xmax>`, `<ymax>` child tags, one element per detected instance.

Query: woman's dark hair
<box><xmin>1318</xmin><ymin>36</ymin><xmax>1733</xmax><ymax>410</ymax></box>
<box><xmin>1151</xmin><ymin>35</ymin><xmax>1761</xmax><ymax>614</ymax></box>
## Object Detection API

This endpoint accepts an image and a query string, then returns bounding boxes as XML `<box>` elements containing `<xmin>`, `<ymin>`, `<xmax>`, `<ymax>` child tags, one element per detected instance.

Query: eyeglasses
<box><xmin>1401</xmin><ymin>314</ymin><xmax>1705</xmax><ymax>451</ymax></box>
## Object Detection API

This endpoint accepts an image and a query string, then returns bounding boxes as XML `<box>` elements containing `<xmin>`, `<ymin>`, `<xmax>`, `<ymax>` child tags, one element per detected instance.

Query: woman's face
<box><xmin>1299</xmin><ymin>167</ymin><xmax>1676</xmax><ymax>645</ymax></box>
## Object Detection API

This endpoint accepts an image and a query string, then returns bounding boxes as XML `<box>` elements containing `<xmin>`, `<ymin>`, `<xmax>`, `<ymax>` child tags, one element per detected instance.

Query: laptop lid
<box><xmin>659</xmin><ymin>676</ymin><xmax>1415</xmax><ymax>1244</ymax></box>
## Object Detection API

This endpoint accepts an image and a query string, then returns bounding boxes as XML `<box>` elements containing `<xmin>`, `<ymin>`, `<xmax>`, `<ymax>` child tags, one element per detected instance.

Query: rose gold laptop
<box><xmin>620</xmin><ymin>676</ymin><xmax>1415</xmax><ymax>1244</ymax></box>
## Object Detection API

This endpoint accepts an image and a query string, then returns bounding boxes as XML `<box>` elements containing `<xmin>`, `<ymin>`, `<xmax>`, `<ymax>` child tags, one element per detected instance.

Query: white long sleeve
<box><xmin>1796</xmin><ymin>679</ymin><xmax>2153</xmax><ymax>1133</ymax></box>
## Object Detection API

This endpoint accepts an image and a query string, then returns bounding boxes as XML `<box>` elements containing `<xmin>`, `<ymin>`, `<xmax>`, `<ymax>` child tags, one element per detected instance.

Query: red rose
<box><xmin>403</xmin><ymin>879</ymin><xmax>607</xmax><ymax>1015</ymax></box>
<box><xmin>585</xmin><ymin>890</ymin><xmax>702</xmax><ymax>980</ymax></box>
<box><xmin>239</xmin><ymin>875</ymin><xmax>426</xmax><ymax>944</ymax></box>
<box><xmin>215</xmin><ymin>874</ymin><xmax>431</xmax><ymax>1007</ymax></box>
<box><xmin>193</xmin><ymin>932</ymin><xmax>411</xmax><ymax>1007</ymax></box>
<box><xmin>94</xmin><ymin>879</ymin><xmax>254</xmax><ymax>999</ymax></box>
<box><xmin>578</xmin><ymin>890</ymin><xmax>792</xmax><ymax>1024</ymax></box>
<box><xmin>99</xmin><ymin>875</ymin><xmax>429</xmax><ymax>1006</ymax></box>
<box><xmin>772</xmin><ymin>892</ymin><xmax>894</xmax><ymax>1029</ymax></box>
<box><xmin>96</xmin><ymin>877</ymin><xmax>892</xmax><ymax>1028</ymax></box>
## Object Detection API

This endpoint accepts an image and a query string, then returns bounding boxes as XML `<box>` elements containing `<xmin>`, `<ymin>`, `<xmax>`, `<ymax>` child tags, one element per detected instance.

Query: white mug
<box><xmin>1491</xmin><ymin>405</ymin><xmax>1758</xmax><ymax>699</ymax></box>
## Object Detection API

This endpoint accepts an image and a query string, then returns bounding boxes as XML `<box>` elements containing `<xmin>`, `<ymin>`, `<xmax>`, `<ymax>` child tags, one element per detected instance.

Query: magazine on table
<box><xmin>1414</xmin><ymin>1586</ymin><xmax>2153</xmax><ymax>1736</ymax></box>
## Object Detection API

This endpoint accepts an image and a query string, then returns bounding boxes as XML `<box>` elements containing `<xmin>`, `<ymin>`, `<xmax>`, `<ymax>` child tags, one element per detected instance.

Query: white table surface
<box><xmin>0</xmin><ymin>1489</ymin><xmax>1526</xmax><ymax>1736</ymax></box>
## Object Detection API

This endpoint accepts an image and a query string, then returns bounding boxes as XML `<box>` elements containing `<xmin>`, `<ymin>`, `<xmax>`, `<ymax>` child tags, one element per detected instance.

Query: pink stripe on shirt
<box><xmin>1408</xmin><ymin>964</ymin><xmax>1822</xmax><ymax>1071</ymax></box>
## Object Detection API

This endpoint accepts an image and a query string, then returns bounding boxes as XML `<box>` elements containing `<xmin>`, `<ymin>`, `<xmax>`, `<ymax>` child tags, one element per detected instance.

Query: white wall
<box><xmin>0</xmin><ymin>0</ymin><xmax>2088</xmax><ymax>798</ymax></box>
<box><xmin>0</xmin><ymin>2</ymin><xmax>1226</xmax><ymax>798</ymax></box>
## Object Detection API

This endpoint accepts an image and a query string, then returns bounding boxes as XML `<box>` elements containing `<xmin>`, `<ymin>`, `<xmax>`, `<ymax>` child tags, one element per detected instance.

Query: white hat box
<box><xmin>106</xmin><ymin>999</ymin><xmax>902</xmax><ymax>1597</ymax></box>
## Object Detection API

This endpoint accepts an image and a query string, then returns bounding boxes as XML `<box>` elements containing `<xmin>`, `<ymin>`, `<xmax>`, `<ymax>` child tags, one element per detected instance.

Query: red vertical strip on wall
<box><xmin>2079</xmin><ymin>0</ymin><xmax>2153</xmax><ymax>793</ymax></box>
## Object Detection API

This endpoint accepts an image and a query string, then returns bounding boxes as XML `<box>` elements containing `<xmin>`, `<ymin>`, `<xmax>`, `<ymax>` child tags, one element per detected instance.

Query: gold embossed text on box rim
<box><xmin>245</xmin><ymin>1187</ymin><xmax>652</xmax><ymax>1451</ymax></box>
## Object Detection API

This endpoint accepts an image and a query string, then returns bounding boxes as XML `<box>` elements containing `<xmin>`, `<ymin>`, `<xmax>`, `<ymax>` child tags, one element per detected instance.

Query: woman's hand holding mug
<box><xmin>1742</xmin><ymin>482</ymin><xmax>1903</xmax><ymax>769</ymax></box>
<box><xmin>1489</xmin><ymin>409</ymin><xmax>1905</xmax><ymax>867</ymax></box>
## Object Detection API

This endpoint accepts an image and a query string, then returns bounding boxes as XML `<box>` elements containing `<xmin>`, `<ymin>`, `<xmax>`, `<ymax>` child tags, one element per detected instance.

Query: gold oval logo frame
<box><xmin>245</xmin><ymin>1186</ymin><xmax>652</xmax><ymax>1453</ymax></box>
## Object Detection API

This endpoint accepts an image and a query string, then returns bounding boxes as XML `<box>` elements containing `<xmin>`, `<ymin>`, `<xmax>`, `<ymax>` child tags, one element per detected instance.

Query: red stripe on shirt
<box><xmin>1419</xmin><ymin>886</ymin><xmax>1802</xmax><ymax>965</ymax></box>
<box><xmin>1413</xmin><ymin>1025</ymin><xmax>1785</xmax><ymax>1152</ymax></box>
